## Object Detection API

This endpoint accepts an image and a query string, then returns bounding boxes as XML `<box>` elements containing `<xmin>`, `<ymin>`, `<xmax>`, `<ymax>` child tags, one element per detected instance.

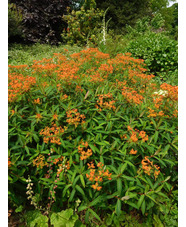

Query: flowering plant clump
<box><xmin>8</xmin><ymin>48</ymin><xmax>177</xmax><ymax>225</ymax></box>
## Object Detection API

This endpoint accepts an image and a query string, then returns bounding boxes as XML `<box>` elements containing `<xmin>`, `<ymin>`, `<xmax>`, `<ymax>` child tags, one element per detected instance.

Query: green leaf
<box><xmin>78</xmin><ymin>205</ymin><xmax>88</xmax><ymax>212</ymax></box>
<box><xmin>85</xmin><ymin>209</ymin><xmax>90</xmax><ymax>224</ymax></box>
<box><xmin>80</xmin><ymin>175</ymin><xmax>85</xmax><ymax>188</ymax></box>
<box><xmin>109</xmin><ymin>166</ymin><xmax>118</xmax><ymax>174</ymax></box>
<box><xmin>141</xmin><ymin>200</ymin><xmax>146</xmax><ymax>215</ymax></box>
<box><xmin>117</xmin><ymin>178</ymin><xmax>122</xmax><ymax>196</ymax></box>
<box><xmin>115</xmin><ymin>199</ymin><xmax>121</xmax><ymax>216</ymax></box>
<box><xmin>89</xmin><ymin>143</ymin><xmax>100</xmax><ymax>153</ymax></box>
<box><xmin>146</xmin><ymin>194</ymin><xmax>158</xmax><ymax>204</ymax></box>
<box><xmin>89</xmin><ymin>196</ymin><xmax>103</xmax><ymax>207</ymax></box>
<box><xmin>72</xmin><ymin>175</ymin><xmax>80</xmax><ymax>188</ymax></box>
<box><xmin>50</xmin><ymin>208</ymin><xmax>78</xmax><ymax>227</ymax></box>
<box><xmin>71</xmin><ymin>170</ymin><xmax>77</xmax><ymax>183</ymax></box>
<box><xmin>106</xmin><ymin>192</ymin><xmax>119</xmax><ymax>200</ymax></box>
<box><xmin>154</xmin><ymin>131</ymin><xmax>158</xmax><ymax>144</ymax></box>
<box><xmin>122</xmin><ymin>175</ymin><xmax>136</xmax><ymax>182</ymax></box>
<box><xmin>137</xmin><ymin>195</ymin><xmax>145</xmax><ymax>209</ymax></box>
<box><xmin>75</xmin><ymin>185</ymin><xmax>85</xmax><ymax>197</ymax></box>
<box><xmin>120</xmin><ymin>163</ymin><xmax>127</xmax><ymax>174</ymax></box>
<box><xmin>153</xmin><ymin>214</ymin><xmax>164</xmax><ymax>227</ymax></box>
<box><xmin>126</xmin><ymin>201</ymin><xmax>139</xmax><ymax>209</ymax></box>
<box><xmin>160</xmin><ymin>144</ymin><xmax>170</xmax><ymax>157</ymax></box>
<box><xmin>89</xmin><ymin>208</ymin><xmax>101</xmax><ymax>221</ymax></box>
<box><xmin>15</xmin><ymin>205</ymin><xmax>23</xmax><ymax>213</ymax></box>
<box><xmin>25</xmin><ymin>210</ymin><xmax>48</xmax><ymax>227</ymax></box>
<box><xmin>63</xmin><ymin>184</ymin><xmax>72</xmax><ymax>197</ymax></box>
<box><xmin>69</xmin><ymin>188</ymin><xmax>76</xmax><ymax>202</ymax></box>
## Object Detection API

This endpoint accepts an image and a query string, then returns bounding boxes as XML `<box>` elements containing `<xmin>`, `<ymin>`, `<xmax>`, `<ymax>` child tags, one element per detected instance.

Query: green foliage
<box><xmin>95</xmin><ymin>0</ymin><xmax>151</xmax><ymax>34</ymax></box>
<box><xmin>25</xmin><ymin>210</ymin><xmax>48</xmax><ymax>227</ymax></box>
<box><xmin>8</xmin><ymin>3</ymin><xmax>23</xmax><ymax>40</ymax></box>
<box><xmin>126</xmin><ymin>13</ymin><xmax>165</xmax><ymax>39</ymax></box>
<box><xmin>50</xmin><ymin>208</ymin><xmax>79</xmax><ymax>227</ymax></box>
<box><xmin>8</xmin><ymin>43</ymin><xmax>82</xmax><ymax>66</ymax></box>
<box><xmin>61</xmin><ymin>6</ymin><xmax>103</xmax><ymax>46</ymax></box>
<box><xmin>125</xmin><ymin>32</ymin><xmax>178</xmax><ymax>80</ymax></box>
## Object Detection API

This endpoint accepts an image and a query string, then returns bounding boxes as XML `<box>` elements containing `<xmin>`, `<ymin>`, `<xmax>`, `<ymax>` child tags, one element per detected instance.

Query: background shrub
<box><xmin>8</xmin><ymin>3</ymin><xmax>24</xmax><ymax>42</ymax></box>
<box><xmin>61</xmin><ymin>6</ymin><xmax>103</xmax><ymax>46</ymax></box>
<box><xmin>124</xmin><ymin>32</ymin><xmax>178</xmax><ymax>81</ymax></box>
<box><xmin>10</xmin><ymin>0</ymin><xmax>72</xmax><ymax>45</ymax></box>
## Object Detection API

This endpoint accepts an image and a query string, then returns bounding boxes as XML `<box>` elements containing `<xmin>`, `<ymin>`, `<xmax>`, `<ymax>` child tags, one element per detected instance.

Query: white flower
<box><xmin>154</xmin><ymin>89</ymin><xmax>168</xmax><ymax>96</ymax></box>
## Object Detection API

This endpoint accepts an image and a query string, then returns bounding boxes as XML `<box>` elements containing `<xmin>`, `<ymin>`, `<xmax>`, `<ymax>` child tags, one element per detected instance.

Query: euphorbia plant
<box><xmin>8</xmin><ymin>48</ymin><xmax>177</xmax><ymax>225</ymax></box>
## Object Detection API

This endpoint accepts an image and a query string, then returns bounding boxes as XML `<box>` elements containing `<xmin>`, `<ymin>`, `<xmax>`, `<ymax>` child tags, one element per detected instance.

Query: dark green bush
<box><xmin>126</xmin><ymin>13</ymin><xmax>165</xmax><ymax>39</ymax></box>
<box><xmin>125</xmin><ymin>32</ymin><xmax>178</xmax><ymax>77</ymax></box>
<box><xmin>8</xmin><ymin>3</ymin><xmax>24</xmax><ymax>41</ymax></box>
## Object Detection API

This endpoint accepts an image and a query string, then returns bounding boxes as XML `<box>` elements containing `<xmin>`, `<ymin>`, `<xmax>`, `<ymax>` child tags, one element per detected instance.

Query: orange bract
<box><xmin>34</xmin><ymin>98</ymin><xmax>41</xmax><ymax>104</ymax></box>
<box><xmin>33</xmin><ymin>154</ymin><xmax>47</xmax><ymax>169</ymax></box>
<box><xmin>96</xmin><ymin>93</ymin><xmax>116</xmax><ymax>111</ymax></box>
<box><xmin>141</xmin><ymin>156</ymin><xmax>160</xmax><ymax>179</ymax></box>
<box><xmin>86</xmin><ymin>162</ymin><xmax>112</xmax><ymax>191</ymax></box>
<box><xmin>130</xmin><ymin>149</ymin><xmax>137</xmax><ymax>155</ymax></box>
<box><xmin>8</xmin><ymin>73</ymin><xmax>36</xmax><ymax>102</ymax></box>
<box><xmin>124</xmin><ymin>127</ymin><xmax>149</xmax><ymax>144</ymax></box>
<box><xmin>40</xmin><ymin>123</ymin><xmax>64</xmax><ymax>145</ymax></box>
<box><xmin>8</xmin><ymin>158</ymin><xmax>11</xmax><ymax>168</ymax></box>
<box><xmin>78</xmin><ymin>141</ymin><xmax>92</xmax><ymax>160</ymax></box>
<box><xmin>122</xmin><ymin>86</ymin><xmax>144</xmax><ymax>105</ymax></box>
<box><xmin>66</xmin><ymin>109</ymin><xmax>86</xmax><ymax>127</ymax></box>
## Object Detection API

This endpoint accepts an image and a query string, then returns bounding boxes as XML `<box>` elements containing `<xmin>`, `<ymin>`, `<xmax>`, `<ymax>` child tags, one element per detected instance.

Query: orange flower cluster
<box><xmin>8</xmin><ymin>73</ymin><xmax>36</xmax><ymax>102</ymax></box>
<box><xmin>148</xmin><ymin>83</ymin><xmax>178</xmax><ymax>118</ymax></box>
<box><xmin>11</xmin><ymin>109</ymin><xmax>15</xmax><ymax>116</ymax></box>
<box><xmin>130</xmin><ymin>149</ymin><xmax>137</xmax><ymax>155</ymax></box>
<box><xmin>78</xmin><ymin>141</ymin><xmax>93</xmax><ymax>160</ymax></box>
<box><xmin>86</xmin><ymin>162</ymin><xmax>112</xmax><ymax>191</ymax></box>
<box><xmin>40</xmin><ymin>123</ymin><xmax>65</xmax><ymax>145</ymax></box>
<box><xmin>107</xmin><ymin>53</ymin><xmax>147</xmax><ymax>76</ymax></box>
<box><xmin>8</xmin><ymin>64</ymin><xmax>28</xmax><ymax>70</ymax></box>
<box><xmin>153</xmin><ymin>96</ymin><xmax>163</xmax><ymax>109</ymax></box>
<box><xmin>128</xmin><ymin>70</ymin><xmax>155</xmax><ymax>85</ymax></box>
<box><xmin>98</xmin><ymin>63</ymin><xmax>113</xmax><ymax>78</ymax></box>
<box><xmin>60</xmin><ymin>94</ymin><xmax>68</xmax><ymax>100</ymax></box>
<box><xmin>148</xmin><ymin>108</ymin><xmax>165</xmax><ymax>117</ymax></box>
<box><xmin>115</xmin><ymin>79</ymin><xmax>127</xmax><ymax>88</ymax></box>
<box><xmin>52</xmin><ymin>114</ymin><xmax>58</xmax><ymax>120</ymax></box>
<box><xmin>126</xmin><ymin>126</ymin><xmax>148</xmax><ymax>143</ymax></box>
<box><xmin>122</xmin><ymin>86</ymin><xmax>144</xmax><ymax>105</ymax></box>
<box><xmin>41</xmin><ymin>81</ymin><xmax>49</xmax><ymax>88</ymax></box>
<box><xmin>66</xmin><ymin>109</ymin><xmax>86</xmax><ymax>127</ymax></box>
<box><xmin>80</xmin><ymin>48</ymin><xmax>110</xmax><ymax>61</ymax></box>
<box><xmin>35</xmin><ymin>113</ymin><xmax>42</xmax><ymax>120</ymax></box>
<box><xmin>34</xmin><ymin>98</ymin><xmax>41</xmax><ymax>104</ymax></box>
<box><xmin>49</xmin><ymin>156</ymin><xmax>71</xmax><ymax>176</ymax></box>
<box><xmin>89</xmin><ymin>72</ymin><xmax>105</xmax><ymax>83</ymax></box>
<box><xmin>160</xmin><ymin>83</ymin><xmax>178</xmax><ymax>101</ymax></box>
<box><xmin>141</xmin><ymin>156</ymin><xmax>160</xmax><ymax>179</ymax></box>
<box><xmin>95</xmin><ymin>93</ymin><xmax>116</xmax><ymax>111</ymax></box>
<box><xmin>32</xmin><ymin>63</ymin><xmax>58</xmax><ymax>74</ymax></box>
<box><xmin>32</xmin><ymin>58</ymin><xmax>57</xmax><ymax>74</ymax></box>
<box><xmin>55</xmin><ymin>58</ymin><xmax>80</xmax><ymax>84</ymax></box>
<box><xmin>33</xmin><ymin>154</ymin><xmax>47</xmax><ymax>169</ymax></box>
<box><xmin>52</xmin><ymin>156</ymin><xmax>64</xmax><ymax>165</ymax></box>
<box><xmin>75</xmin><ymin>85</ymin><xmax>84</xmax><ymax>93</ymax></box>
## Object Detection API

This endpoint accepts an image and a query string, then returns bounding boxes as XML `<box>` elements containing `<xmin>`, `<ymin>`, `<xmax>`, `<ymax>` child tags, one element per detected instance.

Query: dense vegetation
<box><xmin>8</xmin><ymin>0</ymin><xmax>178</xmax><ymax>226</ymax></box>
